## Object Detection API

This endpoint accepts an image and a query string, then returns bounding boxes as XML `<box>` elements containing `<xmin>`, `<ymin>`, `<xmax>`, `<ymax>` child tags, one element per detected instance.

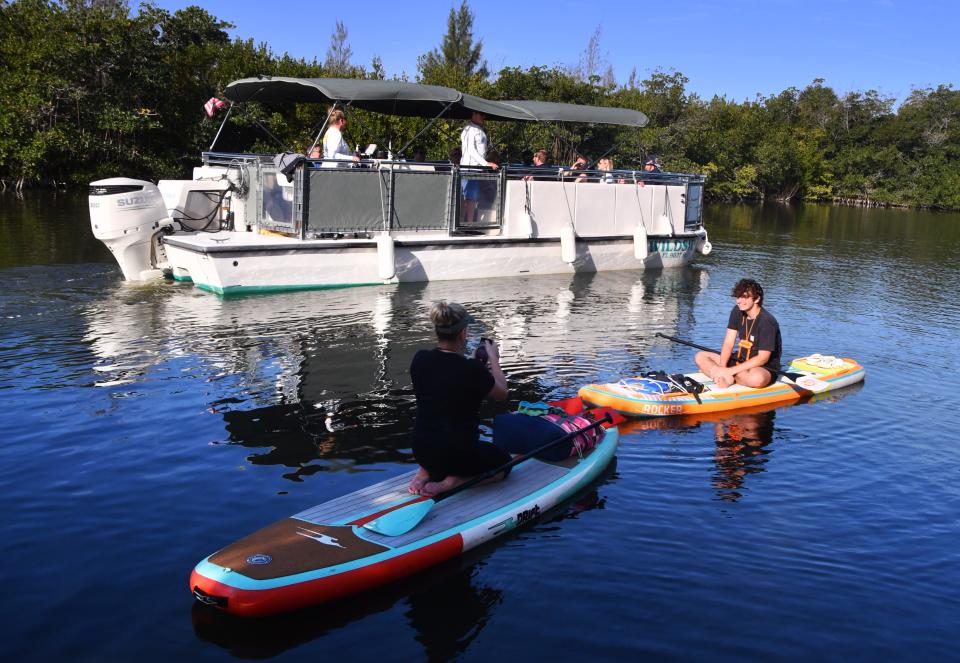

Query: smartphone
<box><xmin>476</xmin><ymin>337</ymin><xmax>491</xmax><ymax>363</ymax></box>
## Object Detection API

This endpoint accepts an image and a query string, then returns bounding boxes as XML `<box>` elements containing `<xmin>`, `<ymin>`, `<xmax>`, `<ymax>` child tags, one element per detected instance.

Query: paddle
<box><xmin>654</xmin><ymin>332</ymin><xmax>830</xmax><ymax>393</ymax></box>
<box><xmin>363</xmin><ymin>412</ymin><xmax>614</xmax><ymax>537</ymax></box>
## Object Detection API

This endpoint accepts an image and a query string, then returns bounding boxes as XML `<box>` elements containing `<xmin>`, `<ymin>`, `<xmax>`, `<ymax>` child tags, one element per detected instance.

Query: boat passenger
<box><xmin>694</xmin><ymin>278</ymin><xmax>782</xmax><ymax>388</ymax></box>
<box><xmin>523</xmin><ymin>149</ymin><xmax>552</xmax><ymax>181</ymax></box>
<box><xmin>320</xmin><ymin>108</ymin><xmax>360</xmax><ymax>165</ymax></box>
<box><xmin>409</xmin><ymin>301</ymin><xmax>510</xmax><ymax>497</ymax></box>
<box><xmin>597</xmin><ymin>157</ymin><xmax>625</xmax><ymax>184</ymax></box>
<box><xmin>564</xmin><ymin>154</ymin><xmax>589</xmax><ymax>181</ymax></box>
<box><xmin>460</xmin><ymin>111</ymin><xmax>498</xmax><ymax>224</ymax></box>
<box><xmin>642</xmin><ymin>156</ymin><xmax>661</xmax><ymax>173</ymax></box>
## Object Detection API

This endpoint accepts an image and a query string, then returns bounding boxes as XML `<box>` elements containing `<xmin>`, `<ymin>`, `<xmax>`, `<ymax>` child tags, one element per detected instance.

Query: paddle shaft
<box><xmin>433</xmin><ymin>412</ymin><xmax>613</xmax><ymax>505</ymax></box>
<box><xmin>655</xmin><ymin>332</ymin><xmax>795</xmax><ymax>379</ymax></box>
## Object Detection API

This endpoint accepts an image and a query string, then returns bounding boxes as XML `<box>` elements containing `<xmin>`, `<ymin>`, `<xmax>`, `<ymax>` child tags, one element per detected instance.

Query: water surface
<box><xmin>1</xmin><ymin>196</ymin><xmax>958</xmax><ymax>660</ymax></box>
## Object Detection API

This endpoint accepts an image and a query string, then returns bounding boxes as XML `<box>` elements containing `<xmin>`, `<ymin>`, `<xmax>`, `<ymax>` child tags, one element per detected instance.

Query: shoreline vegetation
<box><xmin>2</xmin><ymin>1</ymin><xmax>958</xmax><ymax>210</ymax></box>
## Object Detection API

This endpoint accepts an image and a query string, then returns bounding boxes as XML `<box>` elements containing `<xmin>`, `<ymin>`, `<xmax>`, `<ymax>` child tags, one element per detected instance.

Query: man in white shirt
<box><xmin>460</xmin><ymin>111</ymin><xmax>498</xmax><ymax>224</ymax></box>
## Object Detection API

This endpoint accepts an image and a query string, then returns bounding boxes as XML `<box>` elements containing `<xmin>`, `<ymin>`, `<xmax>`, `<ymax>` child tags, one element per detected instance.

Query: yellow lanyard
<box><xmin>737</xmin><ymin>310</ymin><xmax>760</xmax><ymax>362</ymax></box>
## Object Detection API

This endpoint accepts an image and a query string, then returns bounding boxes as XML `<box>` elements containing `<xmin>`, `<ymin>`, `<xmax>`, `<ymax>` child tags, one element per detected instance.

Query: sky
<box><xmin>149</xmin><ymin>0</ymin><xmax>957</xmax><ymax>104</ymax></box>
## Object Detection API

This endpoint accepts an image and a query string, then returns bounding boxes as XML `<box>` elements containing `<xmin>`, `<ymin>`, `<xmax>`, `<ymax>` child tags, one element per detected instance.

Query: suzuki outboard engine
<box><xmin>89</xmin><ymin>178</ymin><xmax>174</xmax><ymax>281</ymax></box>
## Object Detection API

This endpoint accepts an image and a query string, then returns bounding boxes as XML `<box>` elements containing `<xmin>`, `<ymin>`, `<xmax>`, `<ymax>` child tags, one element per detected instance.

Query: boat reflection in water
<box><xmin>83</xmin><ymin>268</ymin><xmax>709</xmax><ymax>476</ymax></box>
<box><xmin>622</xmin><ymin>382</ymin><xmax>864</xmax><ymax>501</ymax></box>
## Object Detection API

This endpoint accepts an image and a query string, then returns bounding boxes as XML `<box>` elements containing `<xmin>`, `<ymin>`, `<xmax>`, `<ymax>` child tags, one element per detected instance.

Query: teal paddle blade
<box><xmin>362</xmin><ymin>499</ymin><xmax>436</xmax><ymax>536</ymax></box>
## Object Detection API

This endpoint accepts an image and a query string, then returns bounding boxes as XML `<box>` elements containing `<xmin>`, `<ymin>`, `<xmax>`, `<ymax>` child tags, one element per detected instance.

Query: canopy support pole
<box><xmin>208</xmin><ymin>103</ymin><xmax>235</xmax><ymax>151</ymax></box>
<box><xmin>395</xmin><ymin>101</ymin><xmax>456</xmax><ymax>158</ymax></box>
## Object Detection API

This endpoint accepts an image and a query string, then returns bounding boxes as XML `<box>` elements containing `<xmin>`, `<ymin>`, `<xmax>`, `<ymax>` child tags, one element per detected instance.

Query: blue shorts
<box><xmin>462</xmin><ymin>179</ymin><xmax>481</xmax><ymax>201</ymax></box>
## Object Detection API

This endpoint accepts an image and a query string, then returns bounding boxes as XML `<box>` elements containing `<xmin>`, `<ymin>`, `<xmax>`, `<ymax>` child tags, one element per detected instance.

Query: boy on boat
<box><xmin>695</xmin><ymin>278</ymin><xmax>782</xmax><ymax>388</ymax></box>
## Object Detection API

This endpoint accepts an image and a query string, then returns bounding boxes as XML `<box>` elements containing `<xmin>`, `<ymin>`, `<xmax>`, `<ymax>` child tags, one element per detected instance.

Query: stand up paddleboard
<box><xmin>190</xmin><ymin>417</ymin><xmax>619</xmax><ymax>617</ymax></box>
<box><xmin>578</xmin><ymin>354</ymin><xmax>865</xmax><ymax>417</ymax></box>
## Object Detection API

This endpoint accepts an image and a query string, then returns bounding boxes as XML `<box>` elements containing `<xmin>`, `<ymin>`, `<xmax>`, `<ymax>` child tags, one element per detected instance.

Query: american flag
<box><xmin>204</xmin><ymin>97</ymin><xmax>226</xmax><ymax>118</ymax></box>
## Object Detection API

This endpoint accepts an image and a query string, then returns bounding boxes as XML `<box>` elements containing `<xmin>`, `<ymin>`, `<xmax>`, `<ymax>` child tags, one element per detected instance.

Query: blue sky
<box><xmin>151</xmin><ymin>0</ymin><xmax>956</xmax><ymax>103</ymax></box>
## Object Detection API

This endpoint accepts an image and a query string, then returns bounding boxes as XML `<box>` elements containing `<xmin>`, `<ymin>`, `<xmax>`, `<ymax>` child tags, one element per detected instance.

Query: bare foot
<box><xmin>420</xmin><ymin>475</ymin><xmax>466</xmax><ymax>498</ymax></box>
<box><xmin>408</xmin><ymin>467</ymin><xmax>429</xmax><ymax>494</ymax></box>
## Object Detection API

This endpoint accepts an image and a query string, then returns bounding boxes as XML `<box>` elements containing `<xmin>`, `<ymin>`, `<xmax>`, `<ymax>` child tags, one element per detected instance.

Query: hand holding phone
<box><xmin>475</xmin><ymin>337</ymin><xmax>491</xmax><ymax>363</ymax></box>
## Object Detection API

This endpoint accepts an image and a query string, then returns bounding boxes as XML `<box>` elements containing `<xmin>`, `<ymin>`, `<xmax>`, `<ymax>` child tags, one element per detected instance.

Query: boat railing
<box><xmin>297</xmin><ymin>159</ymin><xmax>503</xmax><ymax>238</ymax></box>
<box><xmin>502</xmin><ymin>163</ymin><xmax>704</xmax><ymax>187</ymax></box>
<box><xmin>200</xmin><ymin>152</ymin><xmax>705</xmax><ymax>237</ymax></box>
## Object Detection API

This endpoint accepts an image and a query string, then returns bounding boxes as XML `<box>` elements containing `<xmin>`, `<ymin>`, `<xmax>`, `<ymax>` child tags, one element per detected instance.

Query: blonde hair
<box><xmin>430</xmin><ymin>301</ymin><xmax>469</xmax><ymax>339</ymax></box>
<box><xmin>327</xmin><ymin>108</ymin><xmax>346</xmax><ymax>125</ymax></box>
<box><xmin>598</xmin><ymin>157</ymin><xmax>613</xmax><ymax>171</ymax></box>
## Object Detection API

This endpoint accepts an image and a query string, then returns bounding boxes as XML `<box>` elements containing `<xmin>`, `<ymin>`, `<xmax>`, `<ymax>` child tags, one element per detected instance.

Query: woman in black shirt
<box><xmin>409</xmin><ymin>301</ymin><xmax>509</xmax><ymax>497</ymax></box>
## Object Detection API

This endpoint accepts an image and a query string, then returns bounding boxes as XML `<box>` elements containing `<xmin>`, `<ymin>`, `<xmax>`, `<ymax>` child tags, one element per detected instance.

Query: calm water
<box><xmin>1</xmin><ymin>194</ymin><xmax>958</xmax><ymax>660</ymax></box>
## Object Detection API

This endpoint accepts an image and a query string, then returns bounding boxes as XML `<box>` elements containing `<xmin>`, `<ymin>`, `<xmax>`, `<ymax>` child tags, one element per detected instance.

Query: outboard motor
<box><xmin>89</xmin><ymin>178</ymin><xmax>174</xmax><ymax>281</ymax></box>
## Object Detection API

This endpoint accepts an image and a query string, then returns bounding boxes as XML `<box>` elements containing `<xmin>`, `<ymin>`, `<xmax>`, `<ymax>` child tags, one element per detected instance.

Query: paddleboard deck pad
<box><xmin>578</xmin><ymin>354</ymin><xmax>865</xmax><ymax>417</ymax></box>
<box><xmin>191</xmin><ymin>424</ymin><xmax>618</xmax><ymax>617</ymax></box>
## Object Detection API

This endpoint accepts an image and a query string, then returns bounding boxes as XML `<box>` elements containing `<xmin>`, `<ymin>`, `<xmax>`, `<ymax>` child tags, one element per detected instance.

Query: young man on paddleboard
<box><xmin>408</xmin><ymin>301</ymin><xmax>509</xmax><ymax>497</ymax></box>
<box><xmin>695</xmin><ymin>278</ymin><xmax>782</xmax><ymax>388</ymax></box>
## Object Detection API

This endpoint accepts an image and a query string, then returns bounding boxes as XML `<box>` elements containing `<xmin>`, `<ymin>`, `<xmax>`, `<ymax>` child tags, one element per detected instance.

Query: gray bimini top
<box><xmin>224</xmin><ymin>76</ymin><xmax>535</xmax><ymax>121</ymax></box>
<box><xmin>500</xmin><ymin>100</ymin><xmax>648</xmax><ymax>127</ymax></box>
<box><xmin>224</xmin><ymin>77</ymin><xmax>649</xmax><ymax>127</ymax></box>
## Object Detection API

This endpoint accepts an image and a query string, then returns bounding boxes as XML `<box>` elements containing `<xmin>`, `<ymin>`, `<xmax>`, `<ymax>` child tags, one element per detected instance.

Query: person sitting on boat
<box><xmin>460</xmin><ymin>111</ymin><xmax>499</xmax><ymax>224</ymax></box>
<box><xmin>319</xmin><ymin>108</ymin><xmax>360</xmax><ymax>166</ymax></box>
<box><xmin>597</xmin><ymin>157</ymin><xmax>626</xmax><ymax>184</ymax></box>
<box><xmin>694</xmin><ymin>278</ymin><xmax>782</xmax><ymax>389</ymax></box>
<box><xmin>523</xmin><ymin>149</ymin><xmax>552</xmax><ymax>181</ymax></box>
<box><xmin>409</xmin><ymin>301</ymin><xmax>510</xmax><ymax>497</ymax></box>
<box><xmin>564</xmin><ymin>154</ymin><xmax>589</xmax><ymax>181</ymax></box>
<box><xmin>642</xmin><ymin>156</ymin><xmax>661</xmax><ymax>173</ymax></box>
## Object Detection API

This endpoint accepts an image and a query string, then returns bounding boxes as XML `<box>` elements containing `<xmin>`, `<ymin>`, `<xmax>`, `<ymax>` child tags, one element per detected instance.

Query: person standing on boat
<box><xmin>460</xmin><ymin>111</ymin><xmax>498</xmax><ymax>224</ymax></box>
<box><xmin>409</xmin><ymin>301</ymin><xmax>509</xmax><ymax>497</ymax></box>
<box><xmin>695</xmin><ymin>278</ymin><xmax>782</xmax><ymax>388</ymax></box>
<box><xmin>316</xmin><ymin>108</ymin><xmax>359</xmax><ymax>165</ymax></box>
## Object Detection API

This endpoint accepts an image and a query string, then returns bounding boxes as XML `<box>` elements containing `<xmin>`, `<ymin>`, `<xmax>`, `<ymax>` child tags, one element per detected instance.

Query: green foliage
<box><xmin>1</xmin><ymin>1</ymin><xmax>958</xmax><ymax>210</ymax></box>
<box><xmin>417</xmin><ymin>0</ymin><xmax>488</xmax><ymax>90</ymax></box>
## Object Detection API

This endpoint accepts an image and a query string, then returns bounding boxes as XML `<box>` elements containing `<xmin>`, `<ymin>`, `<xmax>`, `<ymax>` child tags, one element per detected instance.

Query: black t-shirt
<box><xmin>726</xmin><ymin>305</ymin><xmax>782</xmax><ymax>370</ymax></box>
<box><xmin>411</xmin><ymin>348</ymin><xmax>495</xmax><ymax>450</ymax></box>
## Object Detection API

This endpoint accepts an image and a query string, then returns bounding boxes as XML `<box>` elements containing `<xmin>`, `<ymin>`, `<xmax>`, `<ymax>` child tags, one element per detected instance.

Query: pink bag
<box><xmin>541</xmin><ymin>413</ymin><xmax>603</xmax><ymax>457</ymax></box>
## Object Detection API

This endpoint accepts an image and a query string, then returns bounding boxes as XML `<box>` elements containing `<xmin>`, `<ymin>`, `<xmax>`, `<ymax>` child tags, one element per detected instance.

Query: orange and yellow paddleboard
<box><xmin>578</xmin><ymin>355</ymin><xmax>865</xmax><ymax>418</ymax></box>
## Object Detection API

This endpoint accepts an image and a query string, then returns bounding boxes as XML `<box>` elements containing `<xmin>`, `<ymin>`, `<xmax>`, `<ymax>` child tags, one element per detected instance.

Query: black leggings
<box><xmin>414</xmin><ymin>438</ymin><xmax>511</xmax><ymax>482</ymax></box>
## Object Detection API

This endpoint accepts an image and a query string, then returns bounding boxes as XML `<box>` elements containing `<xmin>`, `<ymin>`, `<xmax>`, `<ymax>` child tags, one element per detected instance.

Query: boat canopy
<box><xmin>224</xmin><ymin>76</ymin><xmax>535</xmax><ymax>121</ymax></box>
<box><xmin>500</xmin><ymin>100</ymin><xmax>648</xmax><ymax>127</ymax></box>
<box><xmin>224</xmin><ymin>77</ymin><xmax>648</xmax><ymax>126</ymax></box>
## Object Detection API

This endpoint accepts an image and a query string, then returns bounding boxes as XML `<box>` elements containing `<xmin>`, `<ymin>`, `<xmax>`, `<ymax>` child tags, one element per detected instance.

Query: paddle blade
<box><xmin>362</xmin><ymin>499</ymin><xmax>436</xmax><ymax>536</ymax></box>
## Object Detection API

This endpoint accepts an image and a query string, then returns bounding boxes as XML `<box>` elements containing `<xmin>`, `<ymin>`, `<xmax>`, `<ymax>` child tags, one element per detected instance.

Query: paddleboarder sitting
<box><xmin>409</xmin><ymin>301</ymin><xmax>510</xmax><ymax>497</ymax></box>
<box><xmin>695</xmin><ymin>278</ymin><xmax>782</xmax><ymax>389</ymax></box>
